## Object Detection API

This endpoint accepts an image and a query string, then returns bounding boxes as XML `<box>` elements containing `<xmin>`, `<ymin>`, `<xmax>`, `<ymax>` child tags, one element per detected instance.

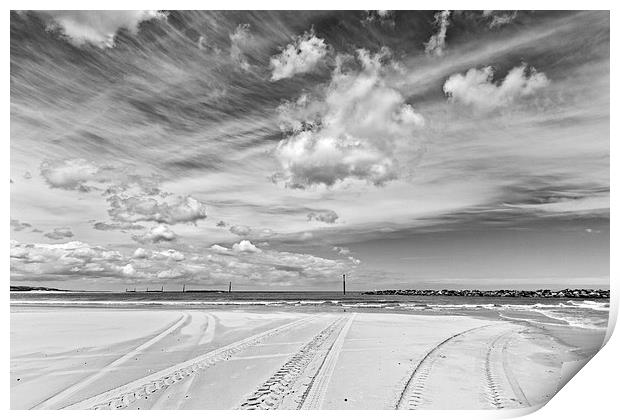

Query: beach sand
<box><xmin>10</xmin><ymin>306</ymin><xmax>606</xmax><ymax>410</ymax></box>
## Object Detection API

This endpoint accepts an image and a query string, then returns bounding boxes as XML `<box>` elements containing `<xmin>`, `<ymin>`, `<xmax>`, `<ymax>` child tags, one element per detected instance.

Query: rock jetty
<box><xmin>362</xmin><ymin>288</ymin><xmax>610</xmax><ymax>299</ymax></box>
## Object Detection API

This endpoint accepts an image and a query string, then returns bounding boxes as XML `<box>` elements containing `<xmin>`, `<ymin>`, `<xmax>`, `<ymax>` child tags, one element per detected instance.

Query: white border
<box><xmin>3</xmin><ymin>2</ymin><xmax>616</xmax><ymax>419</ymax></box>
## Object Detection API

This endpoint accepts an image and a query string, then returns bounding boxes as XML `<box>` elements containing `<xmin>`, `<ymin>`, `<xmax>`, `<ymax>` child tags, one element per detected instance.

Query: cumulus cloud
<box><xmin>133</xmin><ymin>248</ymin><xmax>151</xmax><ymax>259</ymax></box>
<box><xmin>443</xmin><ymin>64</ymin><xmax>549</xmax><ymax>110</ymax></box>
<box><xmin>210</xmin><ymin>244</ymin><xmax>229</xmax><ymax>253</ymax></box>
<box><xmin>270</xmin><ymin>30</ymin><xmax>329</xmax><ymax>81</ymax></box>
<box><xmin>107</xmin><ymin>193</ymin><xmax>208</xmax><ymax>225</ymax></box>
<box><xmin>133</xmin><ymin>224</ymin><xmax>177</xmax><ymax>243</ymax></box>
<box><xmin>229</xmin><ymin>225</ymin><xmax>252</xmax><ymax>236</ymax></box>
<box><xmin>347</xmin><ymin>256</ymin><xmax>361</xmax><ymax>265</ymax></box>
<box><xmin>44</xmin><ymin>227</ymin><xmax>74</xmax><ymax>240</ymax></box>
<box><xmin>40</xmin><ymin>159</ymin><xmax>103</xmax><ymax>191</ymax></box>
<box><xmin>307</xmin><ymin>210</ymin><xmax>339</xmax><ymax>224</ymax></box>
<box><xmin>11</xmin><ymin>240</ymin><xmax>132</xmax><ymax>278</ymax></box>
<box><xmin>121</xmin><ymin>264</ymin><xmax>136</xmax><ymax>277</ymax></box>
<box><xmin>154</xmin><ymin>249</ymin><xmax>185</xmax><ymax>261</ymax></box>
<box><xmin>40</xmin><ymin>10</ymin><xmax>166</xmax><ymax>48</ymax></box>
<box><xmin>11</xmin><ymin>239</ymin><xmax>359</xmax><ymax>287</ymax></box>
<box><xmin>274</xmin><ymin>48</ymin><xmax>425</xmax><ymax>188</ymax></box>
<box><xmin>425</xmin><ymin>10</ymin><xmax>451</xmax><ymax>56</ymax></box>
<box><xmin>232</xmin><ymin>240</ymin><xmax>261</xmax><ymax>253</ymax></box>
<box><xmin>333</xmin><ymin>246</ymin><xmax>350</xmax><ymax>255</ymax></box>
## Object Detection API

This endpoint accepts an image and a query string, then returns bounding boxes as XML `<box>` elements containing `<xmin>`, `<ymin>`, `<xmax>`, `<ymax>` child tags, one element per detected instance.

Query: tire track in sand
<box><xmin>33</xmin><ymin>312</ymin><xmax>190</xmax><ymax>410</ymax></box>
<box><xmin>299</xmin><ymin>313</ymin><xmax>356</xmax><ymax>410</ymax></box>
<box><xmin>483</xmin><ymin>328</ymin><xmax>529</xmax><ymax>409</ymax></box>
<box><xmin>395</xmin><ymin>324</ymin><xmax>493</xmax><ymax>410</ymax></box>
<box><xmin>62</xmin><ymin>314</ymin><xmax>319</xmax><ymax>410</ymax></box>
<box><xmin>149</xmin><ymin>312</ymin><xmax>217</xmax><ymax>410</ymax></box>
<box><xmin>238</xmin><ymin>316</ymin><xmax>344</xmax><ymax>410</ymax></box>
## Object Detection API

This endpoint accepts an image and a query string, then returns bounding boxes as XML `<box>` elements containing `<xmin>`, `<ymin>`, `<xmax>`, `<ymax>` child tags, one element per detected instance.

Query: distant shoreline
<box><xmin>364</xmin><ymin>288</ymin><xmax>609</xmax><ymax>299</ymax></box>
<box><xmin>10</xmin><ymin>285</ymin><xmax>610</xmax><ymax>299</ymax></box>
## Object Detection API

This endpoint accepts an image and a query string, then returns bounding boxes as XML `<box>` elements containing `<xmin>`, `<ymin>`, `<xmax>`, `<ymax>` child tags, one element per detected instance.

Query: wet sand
<box><xmin>10</xmin><ymin>306</ymin><xmax>607</xmax><ymax>410</ymax></box>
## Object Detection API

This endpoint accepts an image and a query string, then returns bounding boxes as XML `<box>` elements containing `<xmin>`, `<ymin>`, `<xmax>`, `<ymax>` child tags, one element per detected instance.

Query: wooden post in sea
<box><xmin>228</xmin><ymin>281</ymin><xmax>232</xmax><ymax>293</ymax></box>
<box><xmin>161</xmin><ymin>285</ymin><xmax>164</xmax><ymax>292</ymax></box>
<box><xmin>182</xmin><ymin>284</ymin><xmax>186</xmax><ymax>293</ymax></box>
<box><xmin>343</xmin><ymin>274</ymin><xmax>346</xmax><ymax>295</ymax></box>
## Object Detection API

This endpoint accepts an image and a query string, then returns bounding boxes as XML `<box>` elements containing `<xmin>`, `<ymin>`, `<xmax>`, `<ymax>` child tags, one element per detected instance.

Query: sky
<box><xmin>10</xmin><ymin>10</ymin><xmax>609</xmax><ymax>291</ymax></box>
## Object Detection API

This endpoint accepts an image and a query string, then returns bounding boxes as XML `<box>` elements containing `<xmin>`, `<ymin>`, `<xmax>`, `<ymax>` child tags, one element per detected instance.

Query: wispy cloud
<box><xmin>424</xmin><ymin>11</ymin><xmax>451</xmax><ymax>56</ymax></box>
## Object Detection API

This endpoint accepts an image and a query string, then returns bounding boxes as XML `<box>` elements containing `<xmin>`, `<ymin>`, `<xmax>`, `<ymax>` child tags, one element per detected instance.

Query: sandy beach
<box><xmin>10</xmin><ymin>305</ymin><xmax>607</xmax><ymax>410</ymax></box>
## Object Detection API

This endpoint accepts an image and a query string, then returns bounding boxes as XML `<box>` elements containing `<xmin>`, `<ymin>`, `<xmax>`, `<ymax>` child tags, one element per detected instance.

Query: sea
<box><xmin>10</xmin><ymin>290</ymin><xmax>611</xmax><ymax>331</ymax></box>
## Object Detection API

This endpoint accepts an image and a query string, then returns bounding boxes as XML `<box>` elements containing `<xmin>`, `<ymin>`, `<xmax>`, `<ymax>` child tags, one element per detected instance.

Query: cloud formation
<box><xmin>307</xmin><ymin>210</ymin><xmax>339</xmax><ymax>224</ymax></box>
<box><xmin>270</xmin><ymin>30</ymin><xmax>329</xmax><ymax>81</ymax></box>
<box><xmin>133</xmin><ymin>224</ymin><xmax>177</xmax><ymax>243</ymax></box>
<box><xmin>40</xmin><ymin>159</ymin><xmax>102</xmax><ymax>191</ymax></box>
<box><xmin>229</xmin><ymin>225</ymin><xmax>252</xmax><ymax>236</ymax></box>
<box><xmin>93</xmin><ymin>221</ymin><xmax>144</xmax><ymax>231</ymax></box>
<box><xmin>425</xmin><ymin>10</ymin><xmax>451</xmax><ymax>56</ymax></box>
<box><xmin>275</xmin><ymin>48</ymin><xmax>425</xmax><ymax>188</ymax></box>
<box><xmin>232</xmin><ymin>240</ymin><xmax>261</xmax><ymax>253</ymax></box>
<box><xmin>39</xmin><ymin>10</ymin><xmax>165</xmax><ymax>48</ymax></box>
<box><xmin>333</xmin><ymin>246</ymin><xmax>351</xmax><ymax>255</ymax></box>
<box><xmin>43</xmin><ymin>227</ymin><xmax>74</xmax><ymax>240</ymax></box>
<box><xmin>482</xmin><ymin>11</ymin><xmax>518</xmax><ymax>28</ymax></box>
<box><xmin>230</xmin><ymin>23</ymin><xmax>252</xmax><ymax>71</ymax></box>
<box><xmin>443</xmin><ymin>64</ymin><xmax>549</xmax><ymax>110</ymax></box>
<box><xmin>11</xmin><ymin>219</ymin><xmax>33</xmax><ymax>232</ymax></box>
<box><xmin>107</xmin><ymin>193</ymin><xmax>208</xmax><ymax>225</ymax></box>
<box><xmin>11</xmin><ymin>238</ymin><xmax>356</xmax><ymax>287</ymax></box>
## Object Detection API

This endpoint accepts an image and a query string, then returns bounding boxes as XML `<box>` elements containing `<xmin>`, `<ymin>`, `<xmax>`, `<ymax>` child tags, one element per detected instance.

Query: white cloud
<box><xmin>11</xmin><ymin>238</ymin><xmax>359</xmax><ymax>287</ymax></box>
<box><xmin>134</xmin><ymin>224</ymin><xmax>177</xmax><ymax>243</ymax></box>
<box><xmin>43</xmin><ymin>227</ymin><xmax>74</xmax><ymax>240</ymax></box>
<box><xmin>307</xmin><ymin>210</ymin><xmax>339</xmax><ymax>224</ymax></box>
<box><xmin>425</xmin><ymin>10</ymin><xmax>451</xmax><ymax>57</ymax></box>
<box><xmin>333</xmin><ymin>246</ymin><xmax>350</xmax><ymax>255</ymax></box>
<box><xmin>274</xmin><ymin>48</ymin><xmax>425</xmax><ymax>188</ymax></box>
<box><xmin>107</xmin><ymin>193</ymin><xmax>207</xmax><ymax>225</ymax></box>
<box><xmin>232</xmin><ymin>240</ymin><xmax>261</xmax><ymax>253</ymax></box>
<box><xmin>229</xmin><ymin>225</ymin><xmax>252</xmax><ymax>236</ymax></box>
<box><xmin>121</xmin><ymin>264</ymin><xmax>136</xmax><ymax>277</ymax></box>
<box><xmin>133</xmin><ymin>248</ymin><xmax>151</xmax><ymax>259</ymax></box>
<box><xmin>154</xmin><ymin>249</ymin><xmax>185</xmax><ymax>261</ymax></box>
<box><xmin>270</xmin><ymin>30</ymin><xmax>328</xmax><ymax>81</ymax></box>
<box><xmin>10</xmin><ymin>240</ymin><xmax>134</xmax><ymax>278</ymax></box>
<box><xmin>40</xmin><ymin>159</ymin><xmax>102</xmax><ymax>191</ymax></box>
<box><xmin>443</xmin><ymin>64</ymin><xmax>549</xmax><ymax>110</ymax></box>
<box><xmin>210</xmin><ymin>244</ymin><xmax>229</xmax><ymax>253</ymax></box>
<box><xmin>40</xmin><ymin>11</ymin><xmax>166</xmax><ymax>48</ymax></box>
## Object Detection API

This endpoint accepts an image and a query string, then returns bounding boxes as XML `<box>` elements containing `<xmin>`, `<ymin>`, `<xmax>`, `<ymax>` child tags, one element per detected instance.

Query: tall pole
<box><xmin>182</xmin><ymin>284</ymin><xmax>185</xmax><ymax>293</ymax></box>
<box><xmin>229</xmin><ymin>281</ymin><xmax>232</xmax><ymax>293</ymax></box>
<box><xmin>343</xmin><ymin>274</ymin><xmax>346</xmax><ymax>295</ymax></box>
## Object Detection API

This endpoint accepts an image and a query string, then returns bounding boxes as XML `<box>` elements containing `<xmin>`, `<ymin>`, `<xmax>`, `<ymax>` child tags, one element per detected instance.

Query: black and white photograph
<box><xmin>9</xmin><ymin>7</ymin><xmax>612</xmax><ymax>412</ymax></box>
